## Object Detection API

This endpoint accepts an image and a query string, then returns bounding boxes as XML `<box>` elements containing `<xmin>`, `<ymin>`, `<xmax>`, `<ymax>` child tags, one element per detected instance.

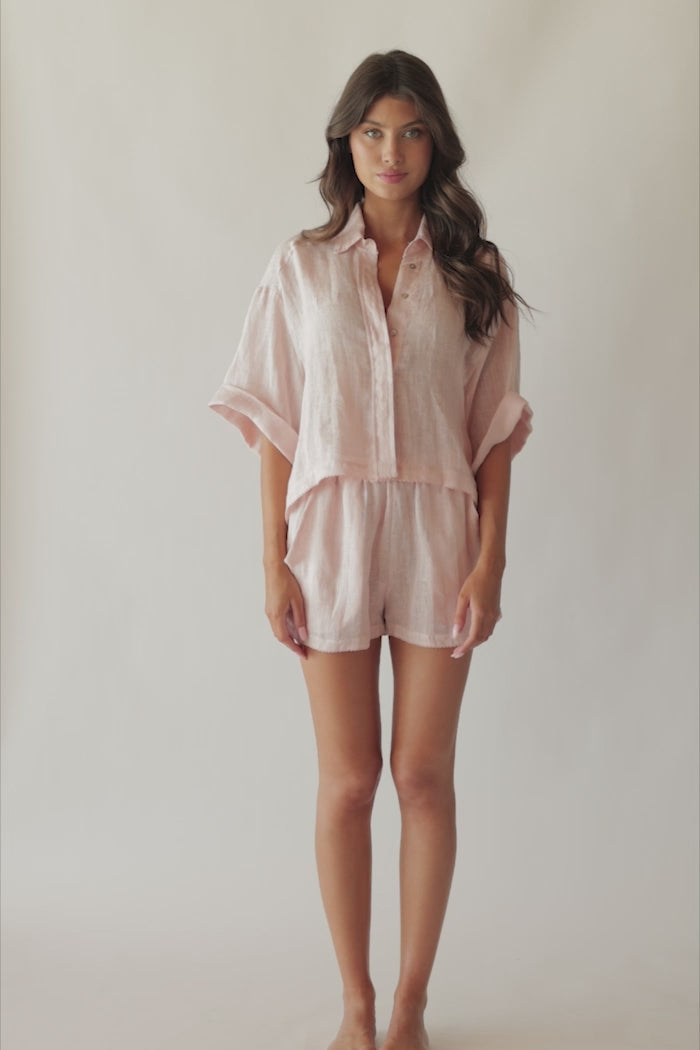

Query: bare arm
<box><xmin>473</xmin><ymin>435</ymin><xmax>511</xmax><ymax>575</ymax></box>
<box><xmin>261</xmin><ymin>435</ymin><xmax>293</xmax><ymax>567</ymax></box>
<box><xmin>260</xmin><ymin>435</ymin><xmax>308</xmax><ymax>657</ymax></box>
<box><xmin>451</xmin><ymin>437</ymin><xmax>512</xmax><ymax>656</ymax></box>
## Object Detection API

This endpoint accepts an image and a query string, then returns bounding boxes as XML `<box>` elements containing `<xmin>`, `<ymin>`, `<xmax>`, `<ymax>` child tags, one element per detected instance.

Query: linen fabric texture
<box><xmin>209</xmin><ymin>203</ymin><xmax>533</xmax><ymax>651</ymax></box>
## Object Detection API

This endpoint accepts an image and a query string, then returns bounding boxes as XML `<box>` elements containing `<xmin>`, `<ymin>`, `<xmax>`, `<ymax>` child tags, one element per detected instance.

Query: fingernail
<box><xmin>299</xmin><ymin>626</ymin><xmax>309</xmax><ymax>642</ymax></box>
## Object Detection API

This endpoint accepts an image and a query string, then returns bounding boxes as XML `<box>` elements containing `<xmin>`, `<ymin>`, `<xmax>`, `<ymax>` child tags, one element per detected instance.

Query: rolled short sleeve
<box><xmin>467</xmin><ymin>294</ymin><xmax>533</xmax><ymax>475</ymax></box>
<box><xmin>208</xmin><ymin>282</ymin><xmax>304</xmax><ymax>464</ymax></box>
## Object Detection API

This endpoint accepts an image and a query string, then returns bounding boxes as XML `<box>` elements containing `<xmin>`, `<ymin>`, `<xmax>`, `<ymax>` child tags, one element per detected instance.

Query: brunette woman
<box><xmin>210</xmin><ymin>49</ymin><xmax>533</xmax><ymax>1050</ymax></box>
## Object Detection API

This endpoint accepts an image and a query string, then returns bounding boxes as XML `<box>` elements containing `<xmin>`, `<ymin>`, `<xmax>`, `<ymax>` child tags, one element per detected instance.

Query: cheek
<box><xmin>350</xmin><ymin>141</ymin><xmax>373</xmax><ymax>173</ymax></box>
<box><xmin>348</xmin><ymin>136</ymin><xmax>362</xmax><ymax>164</ymax></box>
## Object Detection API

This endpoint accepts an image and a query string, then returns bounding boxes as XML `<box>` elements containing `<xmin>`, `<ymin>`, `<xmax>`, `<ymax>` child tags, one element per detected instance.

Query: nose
<box><xmin>382</xmin><ymin>134</ymin><xmax>404</xmax><ymax>166</ymax></box>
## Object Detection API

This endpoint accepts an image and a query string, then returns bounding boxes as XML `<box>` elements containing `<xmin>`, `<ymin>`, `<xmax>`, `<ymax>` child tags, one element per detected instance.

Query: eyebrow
<box><xmin>360</xmin><ymin>119</ymin><xmax>426</xmax><ymax>129</ymax></box>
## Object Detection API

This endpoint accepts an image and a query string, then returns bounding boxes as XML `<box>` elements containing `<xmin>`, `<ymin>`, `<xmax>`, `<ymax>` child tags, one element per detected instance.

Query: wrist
<box><xmin>263</xmin><ymin>552</ymin><xmax>287</xmax><ymax>571</ymax></box>
<box><xmin>476</xmin><ymin>548</ymin><xmax>506</xmax><ymax>576</ymax></box>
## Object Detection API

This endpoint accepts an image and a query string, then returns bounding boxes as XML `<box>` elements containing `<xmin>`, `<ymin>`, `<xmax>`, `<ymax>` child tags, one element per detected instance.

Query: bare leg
<box><xmin>381</xmin><ymin>638</ymin><xmax>472</xmax><ymax>1050</ymax></box>
<box><xmin>301</xmin><ymin>639</ymin><xmax>383</xmax><ymax>1050</ymax></box>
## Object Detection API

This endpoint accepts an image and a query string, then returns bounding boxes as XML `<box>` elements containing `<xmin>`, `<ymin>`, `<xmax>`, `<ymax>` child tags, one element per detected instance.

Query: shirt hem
<box><xmin>285</xmin><ymin>464</ymin><xmax>478</xmax><ymax>518</ymax></box>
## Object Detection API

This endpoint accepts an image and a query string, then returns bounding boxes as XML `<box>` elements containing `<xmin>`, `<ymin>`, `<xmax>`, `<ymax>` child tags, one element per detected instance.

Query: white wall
<box><xmin>2</xmin><ymin>2</ymin><xmax>698</xmax><ymax>1048</ymax></box>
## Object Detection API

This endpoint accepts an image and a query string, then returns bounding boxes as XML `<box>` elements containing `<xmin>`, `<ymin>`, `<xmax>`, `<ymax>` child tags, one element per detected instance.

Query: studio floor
<box><xmin>2</xmin><ymin>913</ymin><xmax>697</xmax><ymax>1050</ymax></box>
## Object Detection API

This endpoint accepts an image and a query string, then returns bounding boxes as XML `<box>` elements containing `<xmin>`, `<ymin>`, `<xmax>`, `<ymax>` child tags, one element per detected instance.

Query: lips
<box><xmin>378</xmin><ymin>172</ymin><xmax>407</xmax><ymax>183</ymax></box>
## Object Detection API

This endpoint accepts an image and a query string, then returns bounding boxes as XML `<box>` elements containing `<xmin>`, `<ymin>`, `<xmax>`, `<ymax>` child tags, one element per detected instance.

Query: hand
<box><xmin>264</xmin><ymin>561</ymin><xmax>309</xmax><ymax>658</ymax></box>
<box><xmin>451</xmin><ymin>562</ymin><xmax>504</xmax><ymax>658</ymax></box>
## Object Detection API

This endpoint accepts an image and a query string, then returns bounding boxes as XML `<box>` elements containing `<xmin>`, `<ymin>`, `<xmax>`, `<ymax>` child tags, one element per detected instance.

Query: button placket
<box><xmin>361</xmin><ymin>245</ymin><xmax>397</xmax><ymax>478</ymax></box>
<box><xmin>387</xmin><ymin>252</ymin><xmax>422</xmax><ymax>366</ymax></box>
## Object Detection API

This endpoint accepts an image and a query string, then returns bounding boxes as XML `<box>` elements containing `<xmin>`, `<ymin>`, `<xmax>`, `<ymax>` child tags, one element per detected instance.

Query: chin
<box><xmin>372</xmin><ymin>182</ymin><xmax>421</xmax><ymax>201</ymax></box>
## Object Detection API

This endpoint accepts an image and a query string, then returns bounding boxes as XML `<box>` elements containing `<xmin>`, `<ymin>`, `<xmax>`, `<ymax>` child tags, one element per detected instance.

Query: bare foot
<box><xmin>327</xmin><ymin>1001</ymin><xmax>377</xmax><ymax>1050</ymax></box>
<box><xmin>380</xmin><ymin>1001</ymin><xmax>429</xmax><ymax>1050</ymax></box>
<box><xmin>327</xmin><ymin>1019</ymin><xmax>377</xmax><ymax>1050</ymax></box>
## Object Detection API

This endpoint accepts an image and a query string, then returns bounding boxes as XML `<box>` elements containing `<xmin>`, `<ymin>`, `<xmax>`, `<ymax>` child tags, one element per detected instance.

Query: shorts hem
<box><xmin>304</xmin><ymin>622</ymin><xmax>462</xmax><ymax>653</ymax></box>
<box><xmin>304</xmin><ymin>624</ymin><xmax>385</xmax><ymax>653</ymax></box>
<box><xmin>385</xmin><ymin>623</ymin><xmax>461</xmax><ymax>648</ymax></box>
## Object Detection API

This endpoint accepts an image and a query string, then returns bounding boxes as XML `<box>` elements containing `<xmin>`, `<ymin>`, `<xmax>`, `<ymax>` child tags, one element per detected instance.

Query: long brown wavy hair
<box><xmin>303</xmin><ymin>50</ymin><xmax>533</xmax><ymax>343</ymax></box>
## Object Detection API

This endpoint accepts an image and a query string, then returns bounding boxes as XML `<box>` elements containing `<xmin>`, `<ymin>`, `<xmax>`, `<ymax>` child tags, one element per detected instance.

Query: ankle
<box><xmin>392</xmin><ymin>985</ymin><xmax>428</xmax><ymax>1015</ymax></box>
<box><xmin>343</xmin><ymin>979</ymin><xmax>376</xmax><ymax>1012</ymax></box>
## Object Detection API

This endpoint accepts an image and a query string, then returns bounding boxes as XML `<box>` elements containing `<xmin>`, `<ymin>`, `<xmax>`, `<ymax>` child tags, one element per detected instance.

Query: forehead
<box><xmin>361</xmin><ymin>95</ymin><xmax>423</xmax><ymax>126</ymax></box>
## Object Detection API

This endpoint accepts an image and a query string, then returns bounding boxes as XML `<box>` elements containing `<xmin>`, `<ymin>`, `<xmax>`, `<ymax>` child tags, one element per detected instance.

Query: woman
<box><xmin>210</xmin><ymin>49</ymin><xmax>533</xmax><ymax>1050</ymax></box>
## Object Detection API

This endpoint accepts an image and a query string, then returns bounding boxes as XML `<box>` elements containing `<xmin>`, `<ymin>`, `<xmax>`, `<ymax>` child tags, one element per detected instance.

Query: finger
<box><xmin>269</xmin><ymin>610</ymin><xmax>308</xmax><ymax>658</ymax></box>
<box><xmin>456</xmin><ymin>601</ymin><xmax>488</xmax><ymax>653</ymax></box>
<box><xmin>277</xmin><ymin>630</ymin><xmax>308</xmax><ymax>657</ymax></box>
<box><xmin>284</xmin><ymin>607</ymin><xmax>308</xmax><ymax>657</ymax></box>
<box><xmin>451</xmin><ymin>604</ymin><xmax>472</xmax><ymax>657</ymax></box>
<box><xmin>289</xmin><ymin>594</ymin><xmax>309</xmax><ymax>644</ymax></box>
<box><xmin>452</xmin><ymin>608</ymin><xmax>500</xmax><ymax>657</ymax></box>
<box><xmin>452</xmin><ymin>589</ymin><xmax>471</xmax><ymax>637</ymax></box>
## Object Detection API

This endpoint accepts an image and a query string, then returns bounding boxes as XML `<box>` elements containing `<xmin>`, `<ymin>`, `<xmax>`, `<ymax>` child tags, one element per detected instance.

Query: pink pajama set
<box><xmin>209</xmin><ymin>204</ymin><xmax>532</xmax><ymax>652</ymax></box>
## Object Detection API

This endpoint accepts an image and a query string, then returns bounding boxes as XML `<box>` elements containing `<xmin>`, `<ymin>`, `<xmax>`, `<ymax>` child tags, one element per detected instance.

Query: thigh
<box><xmin>388</xmin><ymin>637</ymin><xmax>472</xmax><ymax>772</ymax></box>
<box><xmin>301</xmin><ymin>637</ymin><xmax>383</xmax><ymax>777</ymax></box>
<box><xmin>382</xmin><ymin>482</ymin><xmax>480</xmax><ymax>648</ymax></box>
<box><xmin>284</xmin><ymin>478</ymin><xmax>386</xmax><ymax>653</ymax></box>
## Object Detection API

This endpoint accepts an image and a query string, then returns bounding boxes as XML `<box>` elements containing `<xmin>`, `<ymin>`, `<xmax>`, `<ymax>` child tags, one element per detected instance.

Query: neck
<box><xmin>360</xmin><ymin>195</ymin><xmax>422</xmax><ymax>249</ymax></box>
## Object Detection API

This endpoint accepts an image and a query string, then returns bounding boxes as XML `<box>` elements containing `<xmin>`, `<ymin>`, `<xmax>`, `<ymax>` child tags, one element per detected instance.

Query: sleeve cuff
<box><xmin>208</xmin><ymin>384</ymin><xmax>298</xmax><ymax>464</ymax></box>
<box><xmin>471</xmin><ymin>392</ymin><xmax>533</xmax><ymax>475</ymax></box>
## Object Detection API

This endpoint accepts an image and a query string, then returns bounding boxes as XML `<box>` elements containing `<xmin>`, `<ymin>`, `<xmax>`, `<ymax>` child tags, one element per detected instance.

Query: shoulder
<box><xmin>259</xmin><ymin>229</ymin><xmax>335</xmax><ymax>297</ymax></box>
<box><xmin>261</xmin><ymin>228</ymin><xmax>329</xmax><ymax>281</ymax></box>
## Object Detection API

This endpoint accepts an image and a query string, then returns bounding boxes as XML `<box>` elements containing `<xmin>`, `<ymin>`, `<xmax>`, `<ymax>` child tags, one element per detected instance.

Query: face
<box><xmin>348</xmin><ymin>95</ymin><xmax>433</xmax><ymax>206</ymax></box>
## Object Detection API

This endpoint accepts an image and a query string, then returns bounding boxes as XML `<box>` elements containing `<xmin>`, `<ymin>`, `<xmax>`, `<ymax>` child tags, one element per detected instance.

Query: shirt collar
<box><xmin>331</xmin><ymin>202</ymin><xmax>433</xmax><ymax>253</ymax></box>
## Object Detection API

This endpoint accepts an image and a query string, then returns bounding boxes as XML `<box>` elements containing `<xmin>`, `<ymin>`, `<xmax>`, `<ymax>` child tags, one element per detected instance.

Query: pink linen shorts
<box><xmin>283</xmin><ymin>477</ymin><xmax>481</xmax><ymax>653</ymax></box>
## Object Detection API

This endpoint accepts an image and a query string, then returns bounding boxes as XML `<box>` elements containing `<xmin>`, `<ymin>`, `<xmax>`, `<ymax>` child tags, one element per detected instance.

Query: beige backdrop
<box><xmin>2</xmin><ymin>2</ymin><xmax>698</xmax><ymax>1048</ymax></box>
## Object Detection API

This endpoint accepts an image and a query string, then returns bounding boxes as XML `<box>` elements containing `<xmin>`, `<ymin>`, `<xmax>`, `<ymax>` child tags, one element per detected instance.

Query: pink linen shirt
<box><xmin>209</xmin><ymin>203</ymin><xmax>532</xmax><ymax>518</ymax></box>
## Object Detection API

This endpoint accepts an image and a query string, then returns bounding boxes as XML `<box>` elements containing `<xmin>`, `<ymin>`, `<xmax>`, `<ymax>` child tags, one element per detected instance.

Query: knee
<box><xmin>321</xmin><ymin>756</ymin><xmax>383</xmax><ymax>812</ymax></box>
<box><xmin>390</xmin><ymin>754</ymin><xmax>454</xmax><ymax>809</ymax></box>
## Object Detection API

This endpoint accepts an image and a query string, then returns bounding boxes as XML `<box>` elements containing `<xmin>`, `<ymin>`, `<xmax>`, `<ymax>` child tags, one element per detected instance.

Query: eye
<box><xmin>364</xmin><ymin>128</ymin><xmax>381</xmax><ymax>139</ymax></box>
<box><xmin>404</xmin><ymin>127</ymin><xmax>423</xmax><ymax>139</ymax></box>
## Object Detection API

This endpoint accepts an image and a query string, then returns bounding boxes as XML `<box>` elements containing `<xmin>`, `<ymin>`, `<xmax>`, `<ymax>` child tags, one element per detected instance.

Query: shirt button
<box><xmin>390</xmin><ymin>328</ymin><xmax>397</xmax><ymax>336</ymax></box>
<box><xmin>401</xmin><ymin>292</ymin><xmax>409</xmax><ymax>299</ymax></box>
<box><xmin>408</xmin><ymin>263</ymin><xmax>417</xmax><ymax>269</ymax></box>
